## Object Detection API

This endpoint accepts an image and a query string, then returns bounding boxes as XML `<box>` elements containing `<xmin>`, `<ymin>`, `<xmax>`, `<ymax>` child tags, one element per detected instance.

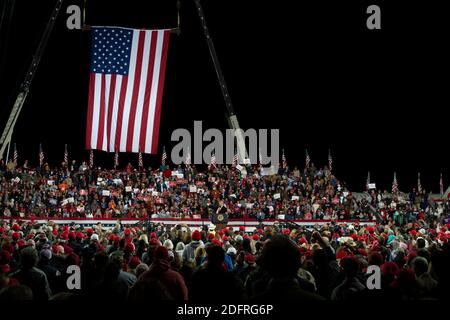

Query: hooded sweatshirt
<box><xmin>182</xmin><ymin>240</ymin><xmax>204</xmax><ymax>264</ymax></box>
<box><xmin>139</xmin><ymin>258</ymin><xmax>188</xmax><ymax>300</ymax></box>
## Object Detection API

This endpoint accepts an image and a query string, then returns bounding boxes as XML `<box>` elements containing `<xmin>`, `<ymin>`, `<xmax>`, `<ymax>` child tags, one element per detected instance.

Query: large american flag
<box><xmin>85</xmin><ymin>27</ymin><xmax>170</xmax><ymax>154</ymax></box>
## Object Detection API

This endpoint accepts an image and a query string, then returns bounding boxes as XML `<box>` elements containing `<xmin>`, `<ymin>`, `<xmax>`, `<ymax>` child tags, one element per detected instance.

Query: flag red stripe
<box><xmin>106</xmin><ymin>74</ymin><xmax>117</xmax><ymax>152</ymax></box>
<box><xmin>126</xmin><ymin>31</ymin><xmax>146</xmax><ymax>152</ymax></box>
<box><xmin>85</xmin><ymin>73</ymin><xmax>96</xmax><ymax>149</ymax></box>
<box><xmin>151</xmin><ymin>30</ymin><xmax>170</xmax><ymax>154</ymax></box>
<box><xmin>139</xmin><ymin>31</ymin><xmax>158</xmax><ymax>152</ymax></box>
<box><xmin>114</xmin><ymin>76</ymin><xmax>129</xmax><ymax>151</ymax></box>
<box><xmin>96</xmin><ymin>74</ymin><xmax>106</xmax><ymax>150</ymax></box>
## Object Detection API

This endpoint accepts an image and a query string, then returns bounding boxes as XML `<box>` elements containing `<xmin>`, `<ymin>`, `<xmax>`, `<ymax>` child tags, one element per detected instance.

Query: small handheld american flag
<box><xmin>39</xmin><ymin>144</ymin><xmax>44</xmax><ymax>167</ymax></box>
<box><xmin>417</xmin><ymin>172</ymin><xmax>422</xmax><ymax>193</ymax></box>
<box><xmin>328</xmin><ymin>149</ymin><xmax>332</xmax><ymax>172</ymax></box>
<box><xmin>259</xmin><ymin>148</ymin><xmax>263</xmax><ymax>166</ymax></box>
<box><xmin>282</xmin><ymin>149</ymin><xmax>287</xmax><ymax>169</ymax></box>
<box><xmin>161</xmin><ymin>146</ymin><xmax>167</xmax><ymax>166</ymax></box>
<box><xmin>89</xmin><ymin>149</ymin><xmax>94</xmax><ymax>168</ymax></box>
<box><xmin>64</xmin><ymin>144</ymin><xmax>68</xmax><ymax>164</ymax></box>
<box><xmin>114</xmin><ymin>150</ymin><xmax>119</xmax><ymax>169</ymax></box>
<box><xmin>13</xmin><ymin>143</ymin><xmax>18</xmax><ymax>165</ymax></box>
<box><xmin>232</xmin><ymin>147</ymin><xmax>238</xmax><ymax>168</ymax></box>
<box><xmin>185</xmin><ymin>146</ymin><xmax>191</xmax><ymax>166</ymax></box>
<box><xmin>366</xmin><ymin>171</ymin><xmax>370</xmax><ymax>191</ymax></box>
<box><xmin>305</xmin><ymin>149</ymin><xmax>310</xmax><ymax>168</ymax></box>
<box><xmin>138</xmin><ymin>151</ymin><xmax>143</xmax><ymax>168</ymax></box>
<box><xmin>209</xmin><ymin>152</ymin><xmax>217</xmax><ymax>170</ymax></box>
<box><xmin>392</xmin><ymin>172</ymin><xmax>398</xmax><ymax>195</ymax></box>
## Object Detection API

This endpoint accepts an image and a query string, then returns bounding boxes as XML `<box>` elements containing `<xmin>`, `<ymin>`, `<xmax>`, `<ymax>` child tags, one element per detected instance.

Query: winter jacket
<box><xmin>182</xmin><ymin>240</ymin><xmax>204</xmax><ymax>264</ymax></box>
<box><xmin>139</xmin><ymin>258</ymin><xmax>188</xmax><ymax>300</ymax></box>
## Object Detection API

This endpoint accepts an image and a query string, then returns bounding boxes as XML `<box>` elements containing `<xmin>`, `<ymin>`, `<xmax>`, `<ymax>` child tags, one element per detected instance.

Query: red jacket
<box><xmin>139</xmin><ymin>259</ymin><xmax>188</xmax><ymax>300</ymax></box>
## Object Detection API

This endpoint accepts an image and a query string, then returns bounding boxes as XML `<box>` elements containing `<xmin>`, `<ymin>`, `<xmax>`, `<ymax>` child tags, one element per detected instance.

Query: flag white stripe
<box><xmin>109</xmin><ymin>76</ymin><xmax>122</xmax><ymax>151</ymax></box>
<box><xmin>145</xmin><ymin>30</ymin><xmax>164</xmax><ymax>153</ymax></box>
<box><xmin>132</xmin><ymin>30</ymin><xmax>152</xmax><ymax>153</ymax></box>
<box><xmin>91</xmin><ymin>74</ymin><xmax>102</xmax><ymax>149</ymax></box>
<box><xmin>119</xmin><ymin>29</ymin><xmax>140</xmax><ymax>152</ymax></box>
<box><xmin>102</xmin><ymin>74</ymin><xmax>111</xmax><ymax>151</ymax></box>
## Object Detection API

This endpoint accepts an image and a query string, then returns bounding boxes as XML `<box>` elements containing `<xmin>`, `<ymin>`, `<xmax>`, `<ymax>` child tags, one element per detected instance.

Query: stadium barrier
<box><xmin>0</xmin><ymin>217</ymin><xmax>376</xmax><ymax>230</ymax></box>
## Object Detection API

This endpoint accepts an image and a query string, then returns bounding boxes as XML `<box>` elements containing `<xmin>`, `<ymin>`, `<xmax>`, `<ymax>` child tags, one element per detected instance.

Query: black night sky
<box><xmin>0</xmin><ymin>0</ymin><xmax>449</xmax><ymax>192</ymax></box>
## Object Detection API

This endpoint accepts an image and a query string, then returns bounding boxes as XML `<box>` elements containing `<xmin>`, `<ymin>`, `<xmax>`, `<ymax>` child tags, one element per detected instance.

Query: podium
<box><xmin>211</xmin><ymin>213</ymin><xmax>228</xmax><ymax>231</ymax></box>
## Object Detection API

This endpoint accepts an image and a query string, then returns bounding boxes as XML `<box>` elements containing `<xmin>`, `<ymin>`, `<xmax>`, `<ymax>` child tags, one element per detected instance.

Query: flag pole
<box><xmin>81</xmin><ymin>0</ymin><xmax>181</xmax><ymax>35</ymax></box>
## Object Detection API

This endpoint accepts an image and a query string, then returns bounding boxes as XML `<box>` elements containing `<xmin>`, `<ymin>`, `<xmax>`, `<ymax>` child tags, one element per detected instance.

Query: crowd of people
<box><xmin>0</xmin><ymin>158</ymin><xmax>450</xmax><ymax>301</ymax></box>
<box><xmin>1</xmin><ymin>159</ymin><xmax>448</xmax><ymax>225</ymax></box>
<box><xmin>0</xmin><ymin>218</ymin><xmax>450</xmax><ymax>300</ymax></box>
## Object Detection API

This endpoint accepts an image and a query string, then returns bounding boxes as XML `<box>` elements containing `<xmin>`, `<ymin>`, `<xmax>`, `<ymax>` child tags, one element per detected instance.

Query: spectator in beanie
<box><xmin>10</xmin><ymin>247</ymin><xmax>52</xmax><ymax>300</ymax></box>
<box><xmin>250</xmin><ymin>236</ymin><xmax>324</xmax><ymax>301</ymax></box>
<box><xmin>182</xmin><ymin>230</ymin><xmax>204</xmax><ymax>265</ymax></box>
<box><xmin>136</xmin><ymin>246</ymin><xmax>188</xmax><ymax>300</ymax></box>
<box><xmin>37</xmin><ymin>249</ymin><xmax>59</xmax><ymax>294</ymax></box>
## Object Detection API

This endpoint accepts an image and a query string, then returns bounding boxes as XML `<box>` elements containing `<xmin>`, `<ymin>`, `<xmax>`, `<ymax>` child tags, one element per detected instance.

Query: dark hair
<box><xmin>205</xmin><ymin>245</ymin><xmax>225</xmax><ymax>267</ymax></box>
<box><xmin>368</xmin><ymin>252</ymin><xmax>384</xmax><ymax>266</ymax></box>
<box><xmin>260</xmin><ymin>236</ymin><xmax>301</xmax><ymax>278</ymax></box>
<box><xmin>416</xmin><ymin>238</ymin><xmax>426</xmax><ymax>249</ymax></box>
<box><xmin>340</xmin><ymin>257</ymin><xmax>358</xmax><ymax>277</ymax></box>
<box><xmin>0</xmin><ymin>285</ymin><xmax>33</xmax><ymax>301</ymax></box>
<box><xmin>20</xmin><ymin>247</ymin><xmax>38</xmax><ymax>269</ymax></box>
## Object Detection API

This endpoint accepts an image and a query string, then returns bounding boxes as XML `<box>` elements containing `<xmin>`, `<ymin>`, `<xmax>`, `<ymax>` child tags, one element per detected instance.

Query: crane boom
<box><xmin>194</xmin><ymin>0</ymin><xmax>248</xmax><ymax>162</ymax></box>
<box><xmin>0</xmin><ymin>0</ymin><xmax>64</xmax><ymax>160</ymax></box>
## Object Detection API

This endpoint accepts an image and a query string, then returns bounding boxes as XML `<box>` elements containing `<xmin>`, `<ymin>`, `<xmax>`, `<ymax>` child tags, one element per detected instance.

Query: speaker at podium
<box><xmin>211</xmin><ymin>203</ymin><xmax>228</xmax><ymax>230</ymax></box>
